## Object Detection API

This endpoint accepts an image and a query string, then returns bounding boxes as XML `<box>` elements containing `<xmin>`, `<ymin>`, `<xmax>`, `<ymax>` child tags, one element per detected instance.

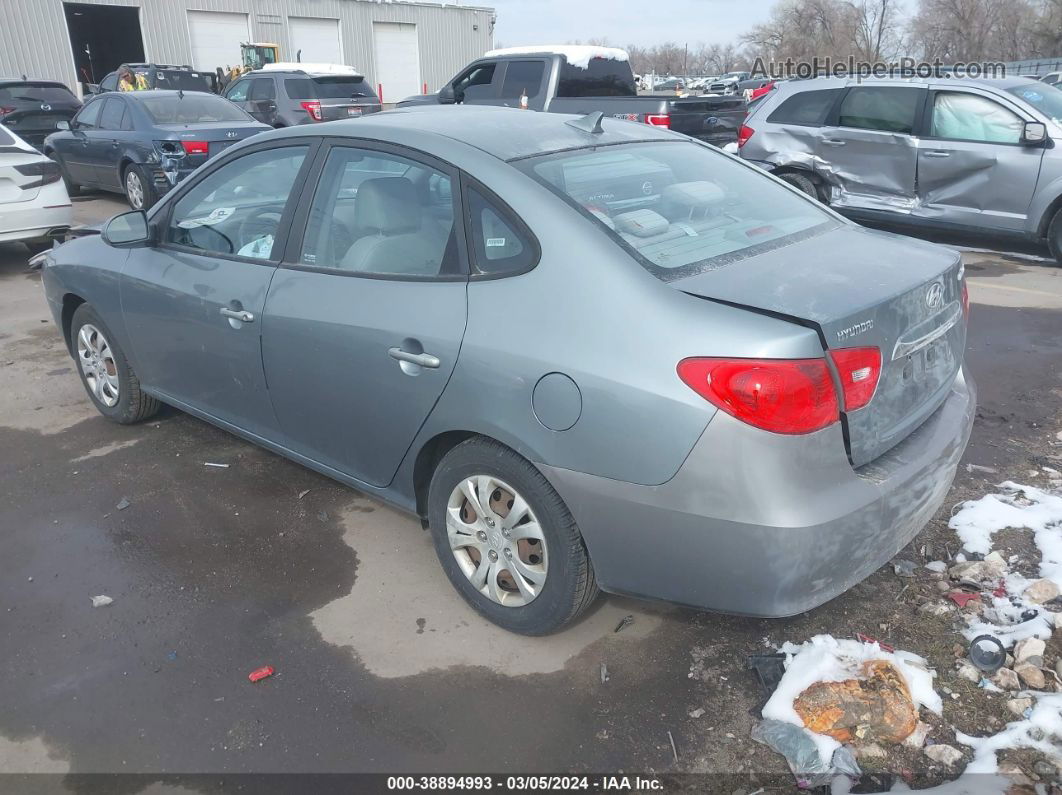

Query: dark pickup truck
<box><xmin>397</xmin><ymin>46</ymin><xmax>746</xmax><ymax>144</ymax></box>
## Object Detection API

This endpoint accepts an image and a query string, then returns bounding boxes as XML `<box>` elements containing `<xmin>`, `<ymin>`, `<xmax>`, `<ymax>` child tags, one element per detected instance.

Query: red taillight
<box><xmin>0</xmin><ymin>106</ymin><xmax>15</xmax><ymax>116</ymax></box>
<box><xmin>737</xmin><ymin>124</ymin><xmax>755</xmax><ymax>147</ymax></box>
<box><xmin>645</xmin><ymin>113</ymin><xmax>670</xmax><ymax>128</ymax></box>
<box><xmin>181</xmin><ymin>140</ymin><xmax>209</xmax><ymax>155</ymax></box>
<box><xmin>301</xmin><ymin>100</ymin><xmax>323</xmax><ymax>121</ymax></box>
<box><xmin>961</xmin><ymin>279</ymin><xmax>970</xmax><ymax>321</ymax></box>
<box><xmin>828</xmin><ymin>347</ymin><xmax>881</xmax><ymax>412</ymax></box>
<box><xmin>677</xmin><ymin>357</ymin><xmax>839</xmax><ymax>434</ymax></box>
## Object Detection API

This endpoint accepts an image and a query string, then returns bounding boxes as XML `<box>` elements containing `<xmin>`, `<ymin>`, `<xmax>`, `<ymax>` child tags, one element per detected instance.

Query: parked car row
<box><xmin>0</xmin><ymin>123</ymin><xmax>71</xmax><ymax>251</ymax></box>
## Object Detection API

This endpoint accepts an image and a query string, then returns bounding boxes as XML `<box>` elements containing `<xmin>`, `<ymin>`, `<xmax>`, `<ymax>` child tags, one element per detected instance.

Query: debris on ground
<box><xmin>600</xmin><ymin>663</ymin><xmax>609</xmax><ymax>684</ymax></box>
<box><xmin>297</xmin><ymin>489</ymin><xmax>311</xmax><ymax>500</ymax></box>
<box><xmin>667</xmin><ymin>729</ymin><xmax>678</xmax><ymax>762</ymax></box>
<box><xmin>116</xmin><ymin>497</ymin><xmax>130</xmax><ymax>511</ymax></box>
<box><xmin>924</xmin><ymin>743</ymin><xmax>964</xmax><ymax>767</ymax></box>
<box><xmin>747</xmin><ymin>653</ymin><xmax>787</xmax><ymax>698</ymax></box>
<box><xmin>968</xmin><ymin>635</ymin><xmax>1006</xmax><ymax>674</ymax></box>
<box><xmin>925</xmin><ymin>560</ymin><xmax>948</xmax><ymax>573</ymax></box>
<box><xmin>90</xmin><ymin>595</ymin><xmax>113</xmax><ymax>608</ymax></box>
<box><xmin>614</xmin><ymin>614</ymin><xmax>634</xmax><ymax>633</ymax></box>
<box><xmin>956</xmin><ymin>693</ymin><xmax>1062</xmax><ymax>773</ymax></box>
<box><xmin>750</xmin><ymin>718</ymin><xmax>860</xmax><ymax>788</ymax></box>
<box><xmin>248</xmin><ymin>666</ymin><xmax>275</xmax><ymax>683</ymax></box>
<box><xmin>759</xmin><ymin>636</ymin><xmax>941</xmax><ymax>770</ymax></box>
<box><xmin>203</xmin><ymin>462</ymin><xmax>229</xmax><ymax>468</ymax></box>
<box><xmin>948</xmin><ymin>592</ymin><xmax>981</xmax><ymax>608</ymax></box>
<box><xmin>893</xmin><ymin>559</ymin><xmax>918</xmax><ymax>577</ymax></box>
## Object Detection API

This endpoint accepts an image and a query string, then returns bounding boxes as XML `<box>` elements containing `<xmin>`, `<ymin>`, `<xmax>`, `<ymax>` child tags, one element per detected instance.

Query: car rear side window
<box><xmin>500</xmin><ymin>61</ymin><xmax>545</xmax><ymax>99</ymax></box>
<box><xmin>98</xmin><ymin>99</ymin><xmax>126</xmax><ymax>131</ymax></box>
<box><xmin>766</xmin><ymin>88</ymin><xmax>842</xmax><ymax>125</ymax></box>
<box><xmin>838</xmin><ymin>86</ymin><xmax>921</xmax><ymax>134</ymax></box>
<box><xmin>165</xmin><ymin>146</ymin><xmax>308</xmax><ymax>260</ymax></box>
<box><xmin>299</xmin><ymin>147</ymin><xmax>458</xmax><ymax>277</ymax></box>
<box><xmin>249</xmin><ymin>78</ymin><xmax>276</xmax><ymax>101</ymax></box>
<box><xmin>557</xmin><ymin>57</ymin><xmax>636</xmax><ymax>97</ymax></box>
<box><xmin>467</xmin><ymin>186</ymin><xmax>536</xmax><ymax>276</ymax></box>
<box><xmin>518</xmin><ymin>141</ymin><xmax>835</xmax><ymax>281</ymax></box>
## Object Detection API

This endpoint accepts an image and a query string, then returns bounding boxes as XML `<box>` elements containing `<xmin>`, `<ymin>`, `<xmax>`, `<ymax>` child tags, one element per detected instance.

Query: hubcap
<box><xmin>76</xmin><ymin>324</ymin><xmax>120</xmax><ymax>407</ymax></box>
<box><xmin>126</xmin><ymin>171</ymin><xmax>144</xmax><ymax>209</ymax></box>
<box><xmin>446</xmin><ymin>475</ymin><xmax>548</xmax><ymax>607</ymax></box>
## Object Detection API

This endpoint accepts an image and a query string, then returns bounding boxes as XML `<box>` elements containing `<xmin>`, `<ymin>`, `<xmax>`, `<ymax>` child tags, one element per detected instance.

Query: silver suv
<box><xmin>738</xmin><ymin>76</ymin><xmax>1062</xmax><ymax>263</ymax></box>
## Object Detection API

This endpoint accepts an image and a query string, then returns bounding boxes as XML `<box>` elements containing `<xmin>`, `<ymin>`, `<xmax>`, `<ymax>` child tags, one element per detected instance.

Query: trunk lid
<box><xmin>155</xmin><ymin>122</ymin><xmax>267</xmax><ymax>165</ymax></box>
<box><xmin>674</xmin><ymin>225</ymin><xmax>965</xmax><ymax>467</ymax></box>
<box><xmin>319</xmin><ymin>97</ymin><xmax>383</xmax><ymax>120</ymax></box>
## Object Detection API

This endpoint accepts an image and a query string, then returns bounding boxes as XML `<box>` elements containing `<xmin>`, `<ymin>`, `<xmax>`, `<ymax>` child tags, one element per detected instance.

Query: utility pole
<box><xmin>683</xmin><ymin>43</ymin><xmax>688</xmax><ymax>77</ymax></box>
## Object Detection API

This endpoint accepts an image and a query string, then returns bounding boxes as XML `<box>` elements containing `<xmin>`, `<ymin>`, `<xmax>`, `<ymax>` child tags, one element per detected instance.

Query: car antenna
<box><xmin>566</xmin><ymin>111</ymin><xmax>605</xmax><ymax>134</ymax></box>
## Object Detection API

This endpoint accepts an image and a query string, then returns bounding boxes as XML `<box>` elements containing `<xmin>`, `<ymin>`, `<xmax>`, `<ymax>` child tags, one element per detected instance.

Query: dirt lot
<box><xmin>2</xmin><ymin>194</ymin><xmax>1061</xmax><ymax>792</ymax></box>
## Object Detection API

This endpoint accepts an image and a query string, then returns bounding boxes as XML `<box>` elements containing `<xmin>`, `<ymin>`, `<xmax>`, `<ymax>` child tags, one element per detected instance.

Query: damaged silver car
<box><xmin>738</xmin><ymin>76</ymin><xmax>1062</xmax><ymax>264</ymax></box>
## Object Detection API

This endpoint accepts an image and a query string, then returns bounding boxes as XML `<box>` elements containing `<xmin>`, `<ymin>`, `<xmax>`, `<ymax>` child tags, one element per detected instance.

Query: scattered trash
<box><xmin>919</xmin><ymin>601</ymin><xmax>952</xmax><ymax>617</ymax></box>
<box><xmin>966</xmin><ymin>463</ymin><xmax>999</xmax><ymax>475</ymax></box>
<box><xmin>1014</xmin><ymin>663</ymin><xmax>1046</xmax><ymax>689</ymax></box>
<box><xmin>248</xmin><ymin>666</ymin><xmax>274</xmax><ymax>683</ymax></box>
<box><xmin>925</xmin><ymin>560</ymin><xmax>948</xmax><ymax>573</ymax></box>
<box><xmin>689</xmin><ymin>707</ymin><xmax>705</xmax><ymax>719</ymax></box>
<box><xmin>948</xmin><ymin>552</ymin><xmax>1008</xmax><ymax>585</ymax></box>
<box><xmin>924</xmin><ymin>743</ymin><xmax>963</xmax><ymax>767</ymax></box>
<box><xmin>948</xmin><ymin>592</ymin><xmax>981</xmax><ymax>608</ymax></box>
<box><xmin>1014</xmin><ymin>637</ymin><xmax>1046</xmax><ymax>667</ymax></box>
<box><xmin>969</xmin><ymin>635</ymin><xmax>1006</xmax><ymax>674</ymax></box>
<box><xmin>1006</xmin><ymin>697</ymin><xmax>1033</xmax><ymax>717</ymax></box>
<box><xmin>956</xmin><ymin>661</ymin><xmax>981</xmax><ymax>682</ymax></box>
<box><xmin>991</xmin><ymin>668</ymin><xmax>1020</xmax><ymax>690</ymax></box>
<box><xmin>751</xmin><ymin>719</ymin><xmax>860</xmax><ymax>788</ymax></box>
<box><xmin>746</xmin><ymin>653</ymin><xmax>787</xmax><ymax>699</ymax></box>
<box><xmin>856</xmin><ymin>633</ymin><xmax>895</xmax><ymax>653</ymax></box>
<box><xmin>167</xmin><ymin>651</ymin><xmax>178</xmax><ymax>661</ymax></box>
<box><xmin>116</xmin><ymin>497</ymin><xmax>131</xmax><ymax>511</ymax></box>
<box><xmin>903</xmin><ymin>721</ymin><xmax>932</xmax><ymax>749</ymax></box>
<box><xmin>297</xmin><ymin>489</ymin><xmax>311</xmax><ymax>500</ymax></box>
<box><xmin>317</xmin><ymin>511</ymin><xmax>329</xmax><ymax>522</ymax></box>
<box><xmin>1024</xmin><ymin>579</ymin><xmax>1060</xmax><ymax>604</ymax></box>
<box><xmin>204</xmin><ymin>462</ymin><xmax>229</xmax><ymax>468</ymax></box>
<box><xmin>614</xmin><ymin>614</ymin><xmax>634</xmax><ymax>633</ymax></box>
<box><xmin>90</xmin><ymin>595</ymin><xmax>113</xmax><ymax>608</ymax></box>
<box><xmin>957</xmin><ymin>693</ymin><xmax>1062</xmax><ymax>773</ymax></box>
<box><xmin>892</xmin><ymin>559</ymin><xmax>918</xmax><ymax>577</ymax></box>
<box><xmin>667</xmin><ymin>729</ymin><xmax>678</xmax><ymax>763</ymax></box>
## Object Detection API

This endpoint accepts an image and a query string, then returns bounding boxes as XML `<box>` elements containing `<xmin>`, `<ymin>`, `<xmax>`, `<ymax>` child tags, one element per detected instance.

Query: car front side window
<box><xmin>931</xmin><ymin>92</ymin><xmax>1024</xmax><ymax>144</ymax></box>
<box><xmin>226</xmin><ymin>80</ymin><xmax>250</xmax><ymax>102</ymax></box>
<box><xmin>453</xmin><ymin>63</ymin><xmax>497</xmax><ymax>101</ymax></box>
<box><xmin>299</xmin><ymin>146</ymin><xmax>458</xmax><ymax>277</ymax></box>
<box><xmin>165</xmin><ymin>146</ymin><xmax>309</xmax><ymax>260</ymax></box>
<box><xmin>73</xmin><ymin>99</ymin><xmax>102</xmax><ymax>129</ymax></box>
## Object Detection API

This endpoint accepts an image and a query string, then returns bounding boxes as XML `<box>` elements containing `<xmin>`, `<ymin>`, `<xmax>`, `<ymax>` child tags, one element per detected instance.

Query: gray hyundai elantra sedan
<box><xmin>39</xmin><ymin>105</ymin><xmax>975</xmax><ymax>634</ymax></box>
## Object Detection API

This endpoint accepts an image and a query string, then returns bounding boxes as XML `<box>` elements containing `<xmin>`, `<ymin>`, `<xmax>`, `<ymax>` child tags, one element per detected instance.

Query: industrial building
<box><xmin>1</xmin><ymin>0</ymin><xmax>496</xmax><ymax>101</ymax></box>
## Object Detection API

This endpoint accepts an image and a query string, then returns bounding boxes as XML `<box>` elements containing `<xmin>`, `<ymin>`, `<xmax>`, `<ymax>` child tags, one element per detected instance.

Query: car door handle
<box><xmin>111</xmin><ymin>140</ymin><xmax>119</xmax><ymax>148</ymax></box>
<box><xmin>388</xmin><ymin>347</ymin><xmax>440</xmax><ymax>368</ymax></box>
<box><xmin>220</xmin><ymin>307</ymin><xmax>254</xmax><ymax>323</ymax></box>
<box><xmin>822</xmin><ymin>138</ymin><xmax>847</xmax><ymax>146</ymax></box>
<box><xmin>923</xmin><ymin>150</ymin><xmax>950</xmax><ymax>158</ymax></box>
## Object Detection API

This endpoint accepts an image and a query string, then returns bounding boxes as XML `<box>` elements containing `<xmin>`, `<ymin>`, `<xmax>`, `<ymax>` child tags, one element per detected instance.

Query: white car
<box><xmin>0</xmin><ymin>123</ymin><xmax>71</xmax><ymax>253</ymax></box>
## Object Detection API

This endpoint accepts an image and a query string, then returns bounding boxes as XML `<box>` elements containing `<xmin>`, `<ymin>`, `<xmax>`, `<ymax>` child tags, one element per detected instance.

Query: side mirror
<box><xmin>86</xmin><ymin>84</ymin><xmax>100</xmax><ymax>95</ymax></box>
<box><xmin>102</xmin><ymin>210</ymin><xmax>153</xmax><ymax>248</ymax></box>
<box><xmin>438</xmin><ymin>85</ymin><xmax>456</xmax><ymax>105</ymax></box>
<box><xmin>1023</xmin><ymin>121</ymin><xmax>1048</xmax><ymax>145</ymax></box>
<box><xmin>56</xmin><ymin>120</ymin><xmax>70</xmax><ymax>131</ymax></box>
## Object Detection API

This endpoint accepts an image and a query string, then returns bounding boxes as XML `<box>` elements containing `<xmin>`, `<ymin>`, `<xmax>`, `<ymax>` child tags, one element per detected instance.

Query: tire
<box><xmin>123</xmin><ymin>163</ymin><xmax>157</xmax><ymax>211</ymax></box>
<box><xmin>778</xmin><ymin>171</ymin><xmax>821</xmax><ymax>201</ymax></box>
<box><xmin>1046</xmin><ymin>208</ymin><xmax>1062</xmax><ymax>266</ymax></box>
<box><xmin>426</xmin><ymin>437</ymin><xmax>598</xmax><ymax>635</ymax></box>
<box><xmin>70</xmin><ymin>303</ymin><xmax>160</xmax><ymax>425</ymax></box>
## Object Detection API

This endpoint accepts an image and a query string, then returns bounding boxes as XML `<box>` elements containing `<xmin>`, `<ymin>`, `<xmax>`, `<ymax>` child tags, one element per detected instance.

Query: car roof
<box><xmin>0</xmin><ymin>78</ymin><xmax>68</xmax><ymax>87</ymax></box>
<box><xmin>278</xmin><ymin>105</ymin><xmax>677</xmax><ymax>162</ymax></box>
<box><xmin>119</xmin><ymin>89</ymin><xmax>220</xmax><ymax>100</ymax></box>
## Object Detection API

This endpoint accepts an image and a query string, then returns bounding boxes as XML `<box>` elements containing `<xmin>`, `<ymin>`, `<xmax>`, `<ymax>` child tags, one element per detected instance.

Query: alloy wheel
<box><xmin>125</xmin><ymin>170</ymin><xmax>144</xmax><ymax>209</ymax></box>
<box><xmin>76</xmin><ymin>324</ymin><xmax>120</xmax><ymax>407</ymax></box>
<box><xmin>446</xmin><ymin>475</ymin><xmax>548</xmax><ymax>607</ymax></box>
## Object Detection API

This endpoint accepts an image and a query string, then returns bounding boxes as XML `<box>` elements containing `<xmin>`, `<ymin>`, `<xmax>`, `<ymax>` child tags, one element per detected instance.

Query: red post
<box><xmin>378</xmin><ymin>83</ymin><xmax>383</xmax><ymax>102</ymax></box>
<box><xmin>423</xmin><ymin>81</ymin><xmax>428</xmax><ymax>94</ymax></box>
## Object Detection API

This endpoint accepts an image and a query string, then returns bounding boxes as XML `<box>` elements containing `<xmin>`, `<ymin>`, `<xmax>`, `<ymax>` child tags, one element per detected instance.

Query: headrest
<box><xmin>354</xmin><ymin>177</ymin><xmax>420</xmax><ymax>234</ymax></box>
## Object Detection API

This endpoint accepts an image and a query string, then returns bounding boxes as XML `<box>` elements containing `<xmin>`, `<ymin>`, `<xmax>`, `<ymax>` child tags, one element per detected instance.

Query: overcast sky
<box><xmin>481</xmin><ymin>0</ymin><xmax>775</xmax><ymax>48</ymax></box>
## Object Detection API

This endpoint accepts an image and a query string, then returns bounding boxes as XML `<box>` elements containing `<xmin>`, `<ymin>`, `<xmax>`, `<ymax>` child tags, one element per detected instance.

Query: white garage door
<box><xmin>290</xmin><ymin>17</ymin><xmax>343</xmax><ymax>66</ymax></box>
<box><xmin>373</xmin><ymin>22</ymin><xmax>420</xmax><ymax>103</ymax></box>
<box><xmin>186</xmin><ymin>10</ymin><xmax>249</xmax><ymax>72</ymax></box>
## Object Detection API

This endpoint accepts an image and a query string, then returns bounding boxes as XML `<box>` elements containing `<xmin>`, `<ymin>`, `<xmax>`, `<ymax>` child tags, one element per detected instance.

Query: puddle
<box><xmin>312</xmin><ymin>502</ymin><xmax>661</xmax><ymax>678</ymax></box>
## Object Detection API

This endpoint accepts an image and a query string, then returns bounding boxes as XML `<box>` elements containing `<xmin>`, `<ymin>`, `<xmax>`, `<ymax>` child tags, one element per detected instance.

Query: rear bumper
<box><xmin>541</xmin><ymin>366</ymin><xmax>976</xmax><ymax>617</ymax></box>
<box><xmin>0</xmin><ymin>197</ymin><xmax>72</xmax><ymax>243</ymax></box>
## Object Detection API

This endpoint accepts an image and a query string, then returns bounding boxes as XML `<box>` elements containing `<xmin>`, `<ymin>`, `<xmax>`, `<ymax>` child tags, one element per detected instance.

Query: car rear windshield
<box><xmin>150</xmin><ymin>69</ymin><xmax>214</xmax><ymax>92</ymax></box>
<box><xmin>1007</xmin><ymin>82</ymin><xmax>1062</xmax><ymax>123</ymax></box>
<box><xmin>516</xmin><ymin>141</ymin><xmax>837</xmax><ymax>281</ymax></box>
<box><xmin>0</xmin><ymin>83</ymin><xmax>78</xmax><ymax>104</ymax></box>
<box><xmin>557</xmin><ymin>57</ymin><xmax>636</xmax><ymax>98</ymax></box>
<box><xmin>284</xmin><ymin>76</ymin><xmax>377</xmax><ymax>100</ymax></box>
<box><xmin>137</xmin><ymin>93</ymin><xmax>250</xmax><ymax>123</ymax></box>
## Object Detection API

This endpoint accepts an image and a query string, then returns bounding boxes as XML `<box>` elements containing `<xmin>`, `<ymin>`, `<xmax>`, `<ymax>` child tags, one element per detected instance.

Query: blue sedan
<box><xmin>43</xmin><ymin>90</ymin><xmax>269</xmax><ymax>210</ymax></box>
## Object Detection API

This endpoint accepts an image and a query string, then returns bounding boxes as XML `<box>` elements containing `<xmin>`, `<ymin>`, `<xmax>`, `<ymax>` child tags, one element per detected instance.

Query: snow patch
<box><xmin>763</xmin><ymin>635</ymin><xmax>941</xmax><ymax>767</ymax></box>
<box><xmin>483</xmin><ymin>45</ymin><xmax>629</xmax><ymax>69</ymax></box>
<box><xmin>956</xmin><ymin>693</ymin><xmax>1062</xmax><ymax>774</ymax></box>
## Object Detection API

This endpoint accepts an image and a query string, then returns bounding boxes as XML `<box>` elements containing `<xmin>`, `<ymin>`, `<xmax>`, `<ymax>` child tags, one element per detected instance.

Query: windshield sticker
<box><xmin>1021</xmin><ymin>90</ymin><xmax>1043</xmax><ymax>102</ymax></box>
<box><xmin>177</xmin><ymin>207</ymin><xmax>234</xmax><ymax>229</ymax></box>
<box><xmin>673</xmin><ymin>223</ymin><xmax>699</xmax><ymax>237</ymax></box>
<box><xmin>238</xmin><ymin>234</ymin><xmax>274</xmax><ymax>259</ymax></box>
<box><xmin>485</xmin><ymin>238</ymin><xmax>507</xmax><ymax>247</ymax></box>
